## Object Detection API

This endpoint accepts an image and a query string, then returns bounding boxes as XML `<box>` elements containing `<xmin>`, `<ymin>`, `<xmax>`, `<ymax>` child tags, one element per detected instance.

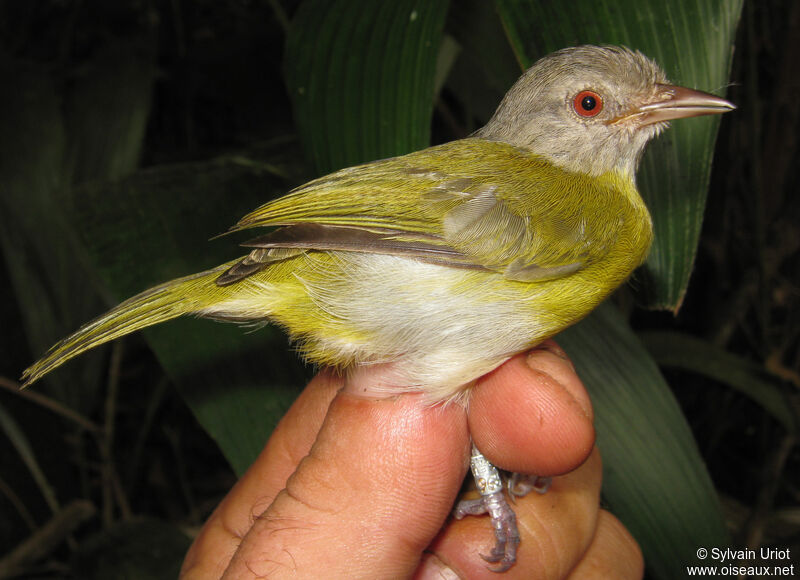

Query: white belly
<box><xmin>294</xmin><ymin>253</ymin><xmax>549</xmax><ymax>400</ymax></box>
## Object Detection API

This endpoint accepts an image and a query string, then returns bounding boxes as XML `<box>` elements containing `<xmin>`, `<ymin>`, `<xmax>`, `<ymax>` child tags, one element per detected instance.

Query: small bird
<box><xmin>23</xmin><ymin>45</ymin><xmax>733</xmax><ymax>571</ymax></box>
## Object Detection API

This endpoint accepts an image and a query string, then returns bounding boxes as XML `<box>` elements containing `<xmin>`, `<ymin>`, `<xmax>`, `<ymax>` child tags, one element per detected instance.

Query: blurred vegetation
<box><xmin>0</xmin><ymin>0</ymin><xmax>796</xmax><ymax>578</ymax></box>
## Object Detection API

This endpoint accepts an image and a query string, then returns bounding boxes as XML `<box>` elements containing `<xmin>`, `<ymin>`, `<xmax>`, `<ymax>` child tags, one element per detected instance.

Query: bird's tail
<box><xmin>21</xmin><ymin>259</ymin><xmax>242</xmax><ymax>387</ymax></box>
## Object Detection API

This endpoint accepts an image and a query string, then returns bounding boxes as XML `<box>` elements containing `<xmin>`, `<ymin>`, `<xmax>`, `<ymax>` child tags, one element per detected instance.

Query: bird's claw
<box><xmin>454</xmin><ymin>490</ymin><xmax>520</xmax><ymax>572</ymax></box>
<box><xmin>508</xmin><ymin>473</ymin><xmax>552</xmax><ymax>500</ymax></box>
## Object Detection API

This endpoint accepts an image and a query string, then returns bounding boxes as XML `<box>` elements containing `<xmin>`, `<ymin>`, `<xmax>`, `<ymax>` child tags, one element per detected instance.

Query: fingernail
<box><xmin>417</xmin><ymin>554</ymin><xmax>461</xmax><ymax>579</ymax></box>
<box><xmin>526</xmin><ymin>342</ymin><xmax>577</xmax><ymax>377</ymax></box>
<box><xmin>533</xmin><ymin>339</ymin><xmax>572</xmax><ymax>365</ymax></box>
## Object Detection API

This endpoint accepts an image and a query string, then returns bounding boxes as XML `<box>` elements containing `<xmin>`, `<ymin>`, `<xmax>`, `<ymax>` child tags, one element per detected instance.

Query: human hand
<box><xmin>180</xmin><ymin>341</ymin><xmax>643</xmax><ymax>579</ymax></box>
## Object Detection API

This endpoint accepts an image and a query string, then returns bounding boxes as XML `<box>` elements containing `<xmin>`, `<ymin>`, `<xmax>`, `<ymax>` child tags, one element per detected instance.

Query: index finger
<box><xmin>181</xmin><ymin>371</ymin><xmax>342</xmax><ymax>578</ymax></box>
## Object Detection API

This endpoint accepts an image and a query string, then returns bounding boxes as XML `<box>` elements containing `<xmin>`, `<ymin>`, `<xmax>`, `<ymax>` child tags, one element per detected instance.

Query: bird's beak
<box><xmin>612</xmin><ymin>84</ymin><xmax>735</xmax><ymax>126</ymax></box>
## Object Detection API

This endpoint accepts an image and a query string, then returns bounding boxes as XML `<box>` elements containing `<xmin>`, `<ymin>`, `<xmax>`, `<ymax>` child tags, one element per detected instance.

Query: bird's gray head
<box><xmin>477</xmin><ymin>45</ymin><xmax>733</xmax><ymax>177</ymax></box>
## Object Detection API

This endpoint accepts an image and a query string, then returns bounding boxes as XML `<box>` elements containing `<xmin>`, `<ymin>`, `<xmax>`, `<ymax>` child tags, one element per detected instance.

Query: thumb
<box><xmin>221</xmin><ymin>370</ymin><xmax>470</xmax><ymax>579</ymax></box>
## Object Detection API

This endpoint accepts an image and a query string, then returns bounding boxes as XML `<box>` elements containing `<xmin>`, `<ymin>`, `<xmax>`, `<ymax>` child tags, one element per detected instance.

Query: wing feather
<box><xmin>218</xmin><ymin>138</ymin><xmax>631</xmax><ymax>284</ymax></box>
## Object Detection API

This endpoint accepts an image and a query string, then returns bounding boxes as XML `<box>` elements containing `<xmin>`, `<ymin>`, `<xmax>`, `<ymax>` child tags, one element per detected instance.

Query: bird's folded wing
<box><xmin>220</xmin><ymin>138</ymin><xmax>620</xmax><ymax>284</ymax></box>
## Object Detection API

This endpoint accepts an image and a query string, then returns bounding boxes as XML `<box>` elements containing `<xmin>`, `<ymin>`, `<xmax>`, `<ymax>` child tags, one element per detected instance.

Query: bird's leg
<box><xmin>453</xmin><ymin>445</ymin><xmax>520</xmax><ymax>572</ymax></box>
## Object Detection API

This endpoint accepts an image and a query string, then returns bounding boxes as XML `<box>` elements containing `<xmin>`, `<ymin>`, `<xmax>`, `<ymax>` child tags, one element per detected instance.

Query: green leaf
<box><xmin>0</xmin><ymin>57</ymin><xmax>104</xmax><ymax>411</ymax></box>
<box><xmin>641</xmin><ymin>331</ymin><xmax>797</xmax><ymax>433</ymax></box>
<box><xmin>285</xmin><ymin>0</ymin><xmax>450</xmax><ymax>174</ymax></box>
<box><xmin>1</xmin><ymin>39</ymin><xmax>157</xmax><ymax>415</ymax></box>
<box><xmin>64</xmin><ymin>37</ymin><xmax>157</xmax><ymax>184</ymax></box>
<box><xmin>560</xmin><ymin>306</ymin><xmax>729</xmax><ymax>580</ymax></box>
<box><xmin>492</xmin><ymin>0</ymin><xmax>742</xmax><ymax>310</ymax></box>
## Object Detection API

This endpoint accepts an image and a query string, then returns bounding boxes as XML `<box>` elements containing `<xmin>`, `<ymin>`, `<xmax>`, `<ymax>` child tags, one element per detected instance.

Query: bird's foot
<box><xmin>454</xmin><ymin>489</ymin><xmax>520</xmax><ymax>572</ymax></box>
<box><xmin>453</xmin><ymin>445</ymin><xmax>535</xmax><ymax>572</ymax></box>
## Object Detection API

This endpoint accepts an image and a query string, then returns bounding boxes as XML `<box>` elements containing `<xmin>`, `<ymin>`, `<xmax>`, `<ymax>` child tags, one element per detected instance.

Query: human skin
<box><xmin>180</xmin><ymin>341</ymin><xmax>644</xmax><ymax>579</ymax></box>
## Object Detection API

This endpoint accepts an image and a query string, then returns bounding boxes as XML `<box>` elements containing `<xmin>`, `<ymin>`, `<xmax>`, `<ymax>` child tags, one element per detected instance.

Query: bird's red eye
<box><xmin>573</xmin><ymin>90</ymin><xmax>603</xmax><ymax>117</ymax></box>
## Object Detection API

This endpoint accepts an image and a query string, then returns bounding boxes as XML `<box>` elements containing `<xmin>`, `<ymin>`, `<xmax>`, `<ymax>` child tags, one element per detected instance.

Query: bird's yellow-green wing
<box><xmin>221</xmin><ymin>138</ymin><xmax>636</xmax><ymax>284</ymax></box>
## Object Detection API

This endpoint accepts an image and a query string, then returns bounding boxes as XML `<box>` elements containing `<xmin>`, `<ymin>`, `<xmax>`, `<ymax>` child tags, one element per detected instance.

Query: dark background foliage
<box><xmin>0</xmin><ymin>0</ymin><xmax>797</xmax><ymax>577</ymax></box>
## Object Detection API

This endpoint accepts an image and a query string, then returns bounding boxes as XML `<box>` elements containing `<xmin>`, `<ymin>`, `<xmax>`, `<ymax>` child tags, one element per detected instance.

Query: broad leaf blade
<box><xmin>494</xmin><ymin>0</ymin><xmax>742</xmax><ymax>310</ymax></box>
<box><xmin>0</xmin><ymin>47</ymin><xmax>155</xmax><ymax>412</ymax></box>
<box><xmin>560</xmin><ymin>305</ymin><xmax>729</xmax><ymax>579</ymax></box>
<box><xmin>64</xmin><ymin>38</ymin><xmax>156</xmax><ymax>184</ymax></box>
<box><xmin>285</xmin><ymin>0</ymin><xmax>450</xmax><ymax>174</ymax></box>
